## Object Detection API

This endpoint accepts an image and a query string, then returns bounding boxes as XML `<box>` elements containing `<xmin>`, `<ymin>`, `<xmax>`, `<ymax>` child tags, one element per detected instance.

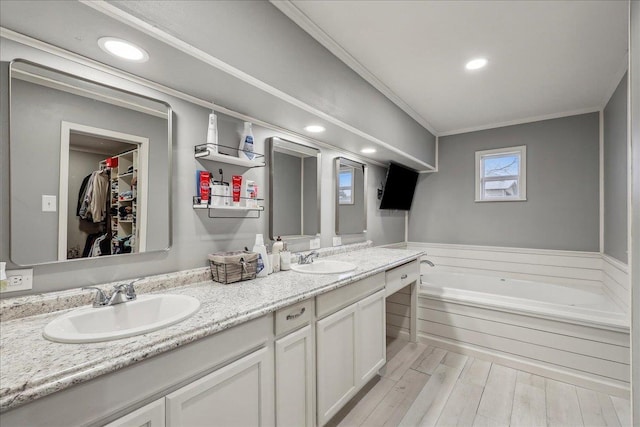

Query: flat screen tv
<box><xmin>379</xmin><ymin>162</ymin><xmax>419</xmax><ymax>211</ymax></box>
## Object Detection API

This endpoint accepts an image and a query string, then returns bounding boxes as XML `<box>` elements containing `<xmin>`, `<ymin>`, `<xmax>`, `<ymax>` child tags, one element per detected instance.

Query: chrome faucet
<box><xmin>83</xmin><ymin>280</ymin><xmax>139</xmax><ymax>308</ymax></box>
<box><xmin>421</xmin><ymin>259</ymin><xmax>435</xmax><ymax>267</ymax></box>
<box><xmin>298</xmin><ymin>251</ymin><xmax>319</xmax><ymax>265</ymax></box>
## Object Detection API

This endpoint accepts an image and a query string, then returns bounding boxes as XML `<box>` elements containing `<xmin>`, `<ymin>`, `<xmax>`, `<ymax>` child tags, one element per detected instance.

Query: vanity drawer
<box><xmin>316</xmin><ymin>272</ymin><xmax>385</xmax><ymax>319</ymax></box>
<box><xmin>385</xmin><ymin>260</ymin><xmax>419</xmax><ymax>296</ymax></box>
<box><xmin>275</xmin><ymin>299</ymin><xmax>314</xmax><ymax>336</ymax></box>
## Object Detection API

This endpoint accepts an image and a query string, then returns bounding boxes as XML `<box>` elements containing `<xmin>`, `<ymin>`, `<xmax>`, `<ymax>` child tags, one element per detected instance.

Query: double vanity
<box><xmin>0</xmin><ymin>246</ymin><xmax>422</xmax><ymax>427</ymax></box>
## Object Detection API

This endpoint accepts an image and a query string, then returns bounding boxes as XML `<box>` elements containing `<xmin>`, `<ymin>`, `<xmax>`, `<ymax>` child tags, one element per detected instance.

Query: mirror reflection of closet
<box><xmin>9</xmin><ymin>60</ymin><xmax>171</xmax><ymax>265</ymax></box>
<box><xmin>335</xmin><ymin>157</ymin><xmax>367</xmax><ymax>235</ymax></box>
<box><xmin>65</xmin><ymin>127</ymin><xmax>147</xmax><ymax>260</ymax></box>
<box><xmin>268</xmin><ymin>137</ymin><xmax>321</xmax><ymax>240</ymax></box>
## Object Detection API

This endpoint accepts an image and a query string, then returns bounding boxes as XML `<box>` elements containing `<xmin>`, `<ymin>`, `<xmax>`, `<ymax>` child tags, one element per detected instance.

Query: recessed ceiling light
<box><xmin>304</xmin><ymin>125</ymin><xmax>325</xmax><ymax>133</ymax></box>
<box><xmin>98</xmin><ymin>37</ymin><xmax>149</xmax><ymax>62</ymax></box>
<box><xmin>465</xmin><ymin>58</ymin><xmax>488</xmax><ymax>70</ymax></box>
<box><xmin>361</xmin><ymin>148</ymin><xmax>377</xmax><ymax>154</ymax></box>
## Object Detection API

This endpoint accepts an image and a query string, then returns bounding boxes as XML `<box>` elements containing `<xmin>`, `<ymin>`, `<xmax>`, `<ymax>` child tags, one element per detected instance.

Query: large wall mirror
<box><xmin>269</xmin><ymin>137</ymin><xmax>320</xmax><ymax>240</ymax></box>
<box><xmin>335</xmin><ymin>157</ymin><xmax>367</xmax><ymax>235</ymax></box>
<box><xmin>9</xmin><ymin>60</ymin><xmax>172</xmax><ymax>265</ymax></box>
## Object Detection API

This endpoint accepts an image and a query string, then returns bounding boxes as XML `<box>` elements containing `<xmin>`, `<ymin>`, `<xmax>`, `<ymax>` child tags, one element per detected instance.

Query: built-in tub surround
<box><xmin>0</xmin><ymin>245</ymin><xmax>421</xmax><ymax>412</ymax></box>
<box><xmin>384</xmin><ymin>242</ymin><xmax>630</xmax><ymax>396</ymax></box>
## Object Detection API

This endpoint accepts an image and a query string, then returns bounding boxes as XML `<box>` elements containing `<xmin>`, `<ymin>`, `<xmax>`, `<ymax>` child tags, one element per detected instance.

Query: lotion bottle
<box><xmin>252</xmin><ymin>234</ymin><xmax>271</xmax><ymax>278</ymax></box>
<box><xmin>238</xmin><ymin>122</ymin><xmax>255</xmax><ymax>161</ymax></box>
<box><xmin>206</xmin><ymin>112</ymin><xmax>218</xmax><ymax>154</ymax></box>
<box><xmin>272</xmin><ymin>236</ymin><xmax>284</xmax><ymax>272</ymax></box>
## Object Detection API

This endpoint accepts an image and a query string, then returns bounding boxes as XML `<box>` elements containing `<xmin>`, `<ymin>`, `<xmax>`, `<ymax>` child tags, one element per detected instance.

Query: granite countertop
<box><xmin>0</xmin><ymin>246</ymin><xmax>423</xmax><ymax>412</ymax></box>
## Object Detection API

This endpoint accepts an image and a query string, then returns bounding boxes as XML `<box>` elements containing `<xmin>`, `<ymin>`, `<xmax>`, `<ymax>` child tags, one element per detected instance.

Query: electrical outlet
<box><xmin>333</xmin><ymin>236</ymin><xmax>342</xmax><ymax>247</ymax></box>
<box><xmin>309</xmin><ymin>238</ymin><xmax>321</xmax><ymax>250</ymax></box>
<box><xmin>1</xmin><ymin>268</ymin><xmax>33</xmax><ymax>293</ymax></box>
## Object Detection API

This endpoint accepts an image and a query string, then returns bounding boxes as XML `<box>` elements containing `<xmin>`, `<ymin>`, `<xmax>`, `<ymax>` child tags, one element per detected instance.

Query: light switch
<box><xmin>42</xmin><ymin>195</ymin><xmax>57</xmax><ymax>212</ymax></box>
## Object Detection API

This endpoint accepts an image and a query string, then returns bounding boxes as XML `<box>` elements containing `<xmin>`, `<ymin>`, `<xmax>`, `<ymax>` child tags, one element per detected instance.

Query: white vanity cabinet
<box><xmin>104</xmin><ymin>398</ymin><xmax>165</xmax><ymax>427</ymax></box>
<box><xmin>357</xmin><ymin>290</ymin><xmax>387</xmax><ymax>383</ymax></box>
<box><xmin>274</xmin><ymin>299</ymin><xmax>315</xmax><ymax>427</ymax></box>
<box><xmin>275</xmin><ymin>324</ymin><xmax>314</xmax><ymax>427</ymax></box>
<box><xmin>165</xmin><ymin>347</ymin><xmax>274</xmax><ymax>427</ymax></box>
<box><xmin>315</xmin><ymin>273</ymin><xmax>386</xmax><ymax>426</ymax></box>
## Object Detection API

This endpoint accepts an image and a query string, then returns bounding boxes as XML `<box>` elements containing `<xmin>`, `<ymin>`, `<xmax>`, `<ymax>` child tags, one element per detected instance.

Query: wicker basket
<box><xmin>208</xmin><ymin>251</ymin><xmax>259</xmax><ymax>284</ymax></box>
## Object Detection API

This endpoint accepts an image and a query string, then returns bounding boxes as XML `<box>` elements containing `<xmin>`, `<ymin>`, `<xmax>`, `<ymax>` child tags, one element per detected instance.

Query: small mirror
<box><xmin>9</xmin><ymin>60</ymin><xmax>172</xmax><ymax>265</ymax></box>
<box><xmin>269</xmin><ymin>137</ymin><xmax>320</xmax><ymax>240</ymax></box>
<box><xmin>335</xmin><ymin>157</ymin><xmax>367</xmax><ymax>235</ymax></box>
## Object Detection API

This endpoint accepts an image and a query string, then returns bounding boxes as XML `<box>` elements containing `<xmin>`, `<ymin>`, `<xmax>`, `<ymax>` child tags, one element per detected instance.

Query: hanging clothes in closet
<box><xmin>78</xmin><ymin>169</ymin><xmax>109</xmax><ymax>222</ymax></box>
<box><xmin>77</xmin><ymin>168</ymin><xmax>112</xmax><ymax>257</ymax></box>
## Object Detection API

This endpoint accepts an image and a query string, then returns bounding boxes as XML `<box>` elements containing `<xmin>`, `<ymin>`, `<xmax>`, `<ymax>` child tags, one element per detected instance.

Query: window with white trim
<box><xmin>338</xmin><ymin>166</ymin><xmax>354</xmax><ymax>205</ymax></box>
<box><xmin>475</xmin><ymin>145</ymin><xmax>526</xmax><ymax>202</ymax></box>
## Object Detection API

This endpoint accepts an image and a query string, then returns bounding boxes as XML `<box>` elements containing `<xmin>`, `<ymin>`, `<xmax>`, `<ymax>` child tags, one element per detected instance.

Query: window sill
<box><xmin>474</xmin><ymin>198</ymin><xmax>527</xmax><ymax>203</ymax></box>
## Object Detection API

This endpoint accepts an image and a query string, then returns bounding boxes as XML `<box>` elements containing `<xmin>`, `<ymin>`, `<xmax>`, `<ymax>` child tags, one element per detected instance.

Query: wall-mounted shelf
<box><xmin>195</xmin><ymin>143</ymin><xmax>265</xmax><ymax>168</ymax></box>
<box><xmin>193</xmin><ymin>196</ymin><xmax>264</xmax><ymax>218</ymax></box>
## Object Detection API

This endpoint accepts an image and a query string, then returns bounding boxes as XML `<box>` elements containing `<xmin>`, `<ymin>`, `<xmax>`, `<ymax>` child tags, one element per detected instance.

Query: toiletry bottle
<box><xmin>272</xmin><ymin>236</ymin><xmax>284</xmax><ymax>272</ymax></box>
<box><xmin>280</xmin><ymin>242</ymin><xmax>291</xmax><ymax>271</ymax></box>
<box><xmin>238</xmin><ymin>122</ymin><xmax>255</xmax><ymax>161</ymax></box>
<box><xmin>206</xmin><ymin>112</ymin><xmax>218</xmax><ymax>154</ymax></box>
<box><xmin>232</xmin><ymin>175</ymin><xmax>242</xmax><ymax>207</ymax></box>
<box><xmin>253</xmin><ymin>234</ymin><xmax>271</xmax><ymax>278</ymax></box>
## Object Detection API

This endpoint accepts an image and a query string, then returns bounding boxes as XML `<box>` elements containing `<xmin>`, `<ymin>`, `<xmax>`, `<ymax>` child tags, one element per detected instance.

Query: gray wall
<box><xmin>272</xmin><ymin>151</ymin><xmax>302</xmax><ymax>236</ymax></box>
<box><xmin>409</xmin><ymin>113</ymin><xmax>600</xmax><ymax>251</ymax></box>
<box><xmin>10</xmin><ymin>78</ymin><xmax>170</xmax><ymax>264</ymax></box>
<box><xmin>603</xmin><ymin>73</ymin><xmax>629</xmax><ymax>263</ymax></box>
<box><xmin>0</xmin><ymin>41</ymin><xmax>405</xmax><ymax>294</ymax></box>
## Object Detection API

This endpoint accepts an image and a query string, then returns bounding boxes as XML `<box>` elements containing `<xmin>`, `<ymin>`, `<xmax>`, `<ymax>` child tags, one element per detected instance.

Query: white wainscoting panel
<box><xmin>602</xmin><ymin>254</ymin><xmax>630</xmax><ymax>313</ymax></box>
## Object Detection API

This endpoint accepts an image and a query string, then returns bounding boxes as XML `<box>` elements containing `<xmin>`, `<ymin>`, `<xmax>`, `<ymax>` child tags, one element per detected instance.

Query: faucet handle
<box><xmin>82</xmin><ymin>286</ymin><xmax>108</xmax><ymax>307</ymax></box>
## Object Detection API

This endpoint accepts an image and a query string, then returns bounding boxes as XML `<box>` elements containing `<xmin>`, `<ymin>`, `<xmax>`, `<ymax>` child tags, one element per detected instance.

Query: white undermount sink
<box><xmin>291</xmin><ymin>260</ymin><xmax>357</xmax><ymax>275</ymax></box>
<box><xmin>43</xmin><ymin>294</ymin><xmax>201</xmax><ymax>344</ymax></box>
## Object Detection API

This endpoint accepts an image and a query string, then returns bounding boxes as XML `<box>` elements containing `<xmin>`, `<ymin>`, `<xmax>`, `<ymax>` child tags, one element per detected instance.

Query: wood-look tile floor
<box><xmin>326</xmin><ymin>337</ymin><xmax>631</xmax><ymax>427</ymax></box>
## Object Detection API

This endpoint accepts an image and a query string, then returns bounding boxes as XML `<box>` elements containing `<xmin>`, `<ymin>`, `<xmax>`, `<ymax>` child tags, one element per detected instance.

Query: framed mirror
<box><xmin>9</xmin><ymin>60</ymin><xmax>172</xmax><ymax>265</ymax></box>
<box><xmin>269</xmin><ymin>137</ymin><xmax>320</xmax><ymax>240</ymax></box>
<box><xmin>335</xmin><ymin>157</ymin><xmax>367</xmax><ymax>235</ymax></box>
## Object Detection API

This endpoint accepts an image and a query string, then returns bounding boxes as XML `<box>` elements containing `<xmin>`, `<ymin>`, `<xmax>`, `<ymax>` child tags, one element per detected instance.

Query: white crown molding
<box><xmin>79</xmin><ymin>0</ymin><xmax>435</xmax><ymax>171</ymax></box>
<box><xmin>270</xmin><ymin>0</ymin><xmax>439</xmax><ymax>137</ymax></box>
<box><xmin>438</xmin><ymin>107</ymin><xmax>601</xmax><ymax>137</ymax></box>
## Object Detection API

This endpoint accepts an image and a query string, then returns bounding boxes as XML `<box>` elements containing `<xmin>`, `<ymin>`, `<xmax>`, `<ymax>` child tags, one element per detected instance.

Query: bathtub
<box><xmin>394</xmin><ymin>270</ymin><xmax>631</xmax><ymax>396</ymax></box>
<box><xmin>419</xmin><ymin>271</ymin><xmax>628</xmax><ymax>330</ymax></box>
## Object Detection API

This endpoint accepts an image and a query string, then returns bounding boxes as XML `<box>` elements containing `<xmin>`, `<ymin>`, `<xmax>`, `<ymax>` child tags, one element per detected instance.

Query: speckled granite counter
<box><xmin>0</xmin><ymin>246</ymin><xmax>422</xmax><ymax>412</ymax></box>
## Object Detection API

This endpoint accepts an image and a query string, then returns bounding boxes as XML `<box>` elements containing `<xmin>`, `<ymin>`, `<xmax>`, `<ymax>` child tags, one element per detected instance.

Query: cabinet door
<box><xmin>357</xmin><ymin>289</ymin><xmax>386</xmax><ymax>383</ymax></box>
<box><xmin>316</xmin><ymin>303</ymin><xmax>358</xmax><ymax>426</ymax></box>
<box><xmin>275</xmin><ymin>325</ymin><xmax>314</xmax><ymax>427</ymax></box>
<box><xmin>166</xmin><ymin>347</ymin><xmax>274</xmax><ymax>427</ymax></box>
<box><xmin>104</xmin><ymin>398</ymin><xmax>165</xmax><ymax>427</ymax></box>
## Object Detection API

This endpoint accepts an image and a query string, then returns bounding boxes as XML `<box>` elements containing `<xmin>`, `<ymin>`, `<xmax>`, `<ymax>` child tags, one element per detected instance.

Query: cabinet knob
<box><xmin>401</xmin><ymin>274</ymin><xmax>408</xmax><ymax>280</ymax></box>
<box><xmin>286</xmin><ymin>307</ymin><xmax>306</xmax><ymax>320</ymax></box>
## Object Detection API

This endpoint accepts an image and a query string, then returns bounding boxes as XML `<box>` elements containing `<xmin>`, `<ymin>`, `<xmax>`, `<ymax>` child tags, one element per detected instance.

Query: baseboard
<box><xmin>416</xmin><ymin>333</ymin><xmax>630</xmax><ymax>398</ymax></box>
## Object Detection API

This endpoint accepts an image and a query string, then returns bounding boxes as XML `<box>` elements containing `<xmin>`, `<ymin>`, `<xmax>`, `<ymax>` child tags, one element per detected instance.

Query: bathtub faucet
<box><xmin>421</xmin><ymin>259</ymin><xmax>435</xmax><ymax>267</ymax></box>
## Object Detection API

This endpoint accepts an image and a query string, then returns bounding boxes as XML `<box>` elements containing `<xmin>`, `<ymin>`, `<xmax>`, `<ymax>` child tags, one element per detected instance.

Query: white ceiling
<box><xmin>280</xmin><ymin>0</ymin><xmax>629</xmax><ymax>135</ymax></box>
